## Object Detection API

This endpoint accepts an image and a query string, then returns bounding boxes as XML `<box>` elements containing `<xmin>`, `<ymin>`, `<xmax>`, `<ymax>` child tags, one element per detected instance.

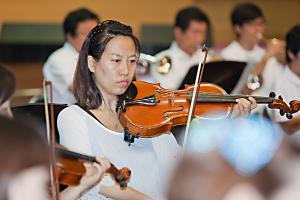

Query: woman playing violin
<box><xmin>57</xmin><ymin>20</ymin><xmax>257</xmax><ymax>200</ymax></box>
<box><xmin>0</xmin><ymin>116</ymin><xmax>50</xmax><ymax>200</ymax></box>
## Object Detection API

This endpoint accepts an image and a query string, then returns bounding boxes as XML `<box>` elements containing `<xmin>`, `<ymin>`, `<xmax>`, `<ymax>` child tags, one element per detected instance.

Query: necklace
<box><xmin>100</xmin><ymin>101</ymin><xmax>122</xmax><ymax>130</ymax></box>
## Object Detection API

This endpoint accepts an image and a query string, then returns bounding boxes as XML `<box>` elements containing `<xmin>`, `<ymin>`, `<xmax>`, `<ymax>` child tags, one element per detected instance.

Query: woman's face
<box><xmin>88</xmin><ymin>36</ymin><xmax>138</xmax><ymax>96</ymax></box>
<box><xmin>0</xmin><ymin>99</ymin><xmax>13</xmax><ymax>119</ymax></box>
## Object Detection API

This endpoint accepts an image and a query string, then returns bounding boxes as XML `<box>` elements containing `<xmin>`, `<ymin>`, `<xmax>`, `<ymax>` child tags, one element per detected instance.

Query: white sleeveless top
<box><xmin>57</xmin><ymin>105</ymin><xmax>181</xmax><ymax>200</ymax></box>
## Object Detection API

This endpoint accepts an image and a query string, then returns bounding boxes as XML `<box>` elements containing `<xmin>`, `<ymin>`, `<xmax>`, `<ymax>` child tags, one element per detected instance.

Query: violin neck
<box><xmin>193</xmin><ymin>93</ymin><xmax>274</xmax><ymax>104</ymax></box>
<box><xmin>56</xmin><ymin>147</ymin><xmax>97</xmax><ymax>163</ymax></box>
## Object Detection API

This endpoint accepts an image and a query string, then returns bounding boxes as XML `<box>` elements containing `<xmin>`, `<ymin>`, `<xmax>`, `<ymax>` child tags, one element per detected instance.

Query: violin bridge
<box><xmin>168</xmin><ymin>91</ymin><xmax>175</xmax><ymax>106</ymax></box>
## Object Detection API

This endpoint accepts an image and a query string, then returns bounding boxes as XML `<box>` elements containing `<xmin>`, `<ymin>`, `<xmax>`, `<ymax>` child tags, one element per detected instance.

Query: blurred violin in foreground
<box><xmin>119</xmin><ymin>81</ymin><xmax>300</xmax><ymax>142</ymax></box>
<box><xmin>55</xmin><ymin>144</ymin><xmax>131</xmax><ymax>188</ymax></box>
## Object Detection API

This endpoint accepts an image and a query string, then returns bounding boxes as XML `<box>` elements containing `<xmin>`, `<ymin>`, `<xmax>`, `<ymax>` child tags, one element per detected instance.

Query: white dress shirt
<box><xmin>43</xmin><ymin>42</ymin><xmax>78</xmax><ymax>105</ymax></box>
<box><xmin>150</xmin><ymin>41</ymin><xmax>208</xmax><ymax>89</ymax></box>
<box><xmin>251</xmin><ymin>57</ymin><xmax>285</xmax><ymax>114</ymax></box>
<box><xmin>252</xmin><ymin>57</ymin><xmax>285</xmax><ymax>96</ymax></box>
<box><xmin>221</xmin><ymin>41</ymin><xmax>265</xmax><ymax>93</ymax></box>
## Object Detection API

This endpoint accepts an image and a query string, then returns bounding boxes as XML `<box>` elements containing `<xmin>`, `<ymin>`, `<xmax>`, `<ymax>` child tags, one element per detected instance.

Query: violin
<box><xmin>119</xmin><ymin>81</ymin><xmax>300</xmax><ymax>141</ymax></box>
<box><xmin>55</xmin><ymin>144</ymin><xmax>131</xmax><ymax>188</ymax></box>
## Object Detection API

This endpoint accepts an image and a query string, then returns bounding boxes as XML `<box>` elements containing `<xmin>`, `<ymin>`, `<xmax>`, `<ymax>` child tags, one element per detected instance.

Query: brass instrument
<box><xmin>246</xmin><ymin>36</ymin><xmax>285</xmax><ymax>91</ymax></box>
<box><xmin>267</xmin><ymin>38</ymin><xmax>286</xmax><ymax>65</ymax></box>
<box><xmin>137</xmin><ymin>53</ymin><xmax>172</xmax><ymax>75</ymax></box>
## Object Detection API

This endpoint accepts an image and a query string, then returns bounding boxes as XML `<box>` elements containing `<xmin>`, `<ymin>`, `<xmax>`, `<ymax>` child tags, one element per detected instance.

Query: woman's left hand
<box><xmin>232</xmin><ymin>97</ymin><xmax>257</xmax><ymax>117</ymax></box>
<box><xmin>80</xmin><ymin>157</ymin><xmax>111</xmax><ymax>189</ymax></box>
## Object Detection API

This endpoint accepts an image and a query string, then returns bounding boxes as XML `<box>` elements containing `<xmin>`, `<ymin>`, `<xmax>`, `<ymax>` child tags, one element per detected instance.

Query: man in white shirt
<box><xmin>221</xmin><ymin>3</ymin><xmax>284</xmax><ymax>94</ymax></box>
<box><xmin>150</xmin><ymin>6</ymin><xmax>211</xmax><ymax>89</ymax></box>
<box><xmin>43</xmin><ymin>8</ymin><xmax>99</xmax><ymax>104</ymax></box>
<box><xmin>268</xmin><ymin>25</ymin><xmax>300</xmax><ymax>138</ymax></box>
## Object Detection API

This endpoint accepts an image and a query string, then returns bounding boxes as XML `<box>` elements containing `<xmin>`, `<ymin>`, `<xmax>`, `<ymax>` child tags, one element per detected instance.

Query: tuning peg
<box><xmin>269</xmin><ymin>92</ymin><xmax>276</xmax><ymax>98</ymax></box>
<box><xmin>286</xmin><ymin>113</ymin><xmax>293</xmax><ymax>119</ymax></box>
<box><xmin>279</xmin><ymin>109</ymin><xmax>285</xmax><ymax>116</ymax></box>
<box><xmin>278</xmin><ymin>95</ymin><xmax>283</xmax><ymax>100</ymax></box>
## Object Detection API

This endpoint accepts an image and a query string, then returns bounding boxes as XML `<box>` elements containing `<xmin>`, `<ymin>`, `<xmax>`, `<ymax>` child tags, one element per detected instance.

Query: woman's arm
<box><xmin>280</xmin><ymin>116</ymin><xmax>300</xmax><ymax>135</ymax></box>
<box><xmin>99</xmin><ymin>185</ymin><xmax>152</xmax><ymax>200</ymax></box>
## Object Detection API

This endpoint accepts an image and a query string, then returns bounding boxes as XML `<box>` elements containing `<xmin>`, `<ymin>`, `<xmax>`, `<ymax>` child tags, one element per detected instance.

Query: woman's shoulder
<box><xmin>58</xmin><ymin>105</ymin><xmax>86</xmax><ymax>121</ymax></box>
<box><xmin>60</xmin><ymin>104</ymin><xmax>83</xmax><ymax>113</ymax></box>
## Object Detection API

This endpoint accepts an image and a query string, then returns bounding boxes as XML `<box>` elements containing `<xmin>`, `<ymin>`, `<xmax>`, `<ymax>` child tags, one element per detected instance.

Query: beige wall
<box><xmin>1</xmin><ymin>0</ymin><xmax>299</xmax><ymax>105</ymax></box>
<box><xmin>0</xmin><ymin>0</ymin><xmax>299</xmax><ymax>45</ymax></box>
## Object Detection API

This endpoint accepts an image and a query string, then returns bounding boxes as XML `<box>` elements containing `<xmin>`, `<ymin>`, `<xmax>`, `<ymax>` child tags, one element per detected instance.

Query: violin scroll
<box><xmin>268</xmin><ymin>92</ymin><xmax>299</xmax><ymax>119</ymax></box>
<box><xmin>289</xmin><ymin>100</ymin><xmax>300</xmax><ymax>115</ymax></box>
<box><xmin>107</xmin><ymin>164</ymin><xmax>131</xmax><ymax>188</ymax></box>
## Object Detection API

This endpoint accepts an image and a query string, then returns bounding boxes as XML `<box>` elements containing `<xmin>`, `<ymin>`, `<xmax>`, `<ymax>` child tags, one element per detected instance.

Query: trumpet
<box><xmin>246</xmin><ymin>35</ymin><xmax>286</xmax><ymax>92</ymax></box>
<box><xmin>137</xmin><ymin>53</ymin><xmax>172</xmax><ymax>75</ymax></box>
<box><xmin>258</xmin><ymin>33</ymin><xmax>286</xmax><ymax>64</ymax></box>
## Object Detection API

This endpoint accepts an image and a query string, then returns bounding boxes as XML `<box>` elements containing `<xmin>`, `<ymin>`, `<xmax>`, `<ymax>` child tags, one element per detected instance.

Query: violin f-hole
<box><xmin>163</xmin><ymin>106</ymin><xmax>184</xmax><ymax>118</ymax></box>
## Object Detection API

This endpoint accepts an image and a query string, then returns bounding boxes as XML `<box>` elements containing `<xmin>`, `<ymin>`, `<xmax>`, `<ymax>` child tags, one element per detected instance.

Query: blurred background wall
<box><xmin>1</xmin><ymin>0</ymin><xmax>299</xmax><ymax>44</ymax></box>
<box><xmin>0</xmin><ymin>0</ymin><xmax>299</xmax><ymax>104</ymax></box>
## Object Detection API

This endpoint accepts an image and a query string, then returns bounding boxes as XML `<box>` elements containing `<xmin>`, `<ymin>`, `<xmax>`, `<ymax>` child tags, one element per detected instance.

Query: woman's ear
<box><xmin>287</xmin><ymin>50</ymin><xmax>295</xmax><ymax>61</ymax></box>
<box><xmin>234</xmin><ymin>25</ymin><xmax>242</xmax><ymax>35</ymax></box>
<box><xmin>87</xmin><ymin>55</ymin><xmax>96</xmax><ymax>73</ymax></box>
<box><xmin>174</xmin><ymin>27</ymin><xmax>183</xmax><ymax>41</ymax></box>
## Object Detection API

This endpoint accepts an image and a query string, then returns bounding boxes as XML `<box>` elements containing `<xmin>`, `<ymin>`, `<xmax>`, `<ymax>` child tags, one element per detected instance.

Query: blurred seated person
<box><xmin>267</xmin><ymin>24</ymin><xmax>300</xmax><ymax>137</ymax></box>
<box><xmin>43</xmin><ymin>8</ymin><xmax>99</xmax><ymax>105</ymax></box>
<box><xmin>0</xmin><ymin>65</ymin><xmax>15</xmax><ymax>119</ymax></box>
<box><xmin>168</xmin><ymin>114</ymin><xmax>283</xmax><ymax>200</ymax></box>
<box><xmin>221</xmin><ymin>3</ymin><xmax>285</xmax><ymax>94</ymax></box>
<box><xmin>0</xmin><ymin>116</ymin><xmax>50</xmax><ymax>200</ymax></box>
<box><xmin>263</xmin><ymin>28</ymin><xmax>300</xmax><ymax>200</ymax></box>
<box><xmin>167</xmin><ymin>153</ymin><xmax>280</xmax><ymax>200</ymax></box>
<box><xmin>0</xmin><ymin>116</ymin><xmax>111</xmax><ymax>200</ymax></box>
<box><xmin>150</xmin><ymin>6</ymin><xmax>212</xmax><ymax>89</ymax></box>
<box><xmin>0</xmin><ymin>65</ymin><xmax>111</xmax><ymax>200</ymax></box>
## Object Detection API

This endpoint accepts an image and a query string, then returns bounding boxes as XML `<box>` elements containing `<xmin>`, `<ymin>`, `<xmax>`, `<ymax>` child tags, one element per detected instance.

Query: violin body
<box><xmin>120</xmin><ymin>81</ymin><xmax>233</xmax><ymax>138</ymax></box>
<box><xmin>56</xmin><ymin>156</ymin><xmax>86</xmax><ymax>186</ymax></box>
<box><xmin>120</xmin><ymin>81</ymin><xmax>300</xmax><ymax>139</ymax></box>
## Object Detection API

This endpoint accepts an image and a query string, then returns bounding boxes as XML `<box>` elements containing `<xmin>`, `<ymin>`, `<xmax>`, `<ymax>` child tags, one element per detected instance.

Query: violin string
<box><xmin>135</xmin><ymin>91</ymin><xmax>273</xmax><ymax>104</ymax></box>
<box><xmin>186</xmin><ymin>92</ymin><xmax>273</xmax><ymax>103</ymax></box>
<box><xmin>58</xmin><ymin>147</ymin><xmax>96</xmax><ymax>162</ymax></box>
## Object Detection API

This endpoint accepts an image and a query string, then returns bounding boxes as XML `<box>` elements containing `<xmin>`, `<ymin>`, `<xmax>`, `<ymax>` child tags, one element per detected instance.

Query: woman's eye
<box><xmin>129</xmin><ymin>59</ymin><xmax>137</xmax><ymax>64</ymax></box>
<box><xmin>112</xmin><ymin>59</ymin><xmax>121</xmax><ymax>63</ymax></box>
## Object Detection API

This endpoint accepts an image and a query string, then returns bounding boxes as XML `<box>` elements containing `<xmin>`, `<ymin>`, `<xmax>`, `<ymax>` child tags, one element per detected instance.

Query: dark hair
<box><xmin>286</xmin><ymin>24</ymin><xmax>300</xmax><ymax>63</ymax></box>
<box><xmin>73</xmin><ymin>20</ymin><xmax>141</xmax><ymax>109</ymax></box>
<box><xmin>175</xmin><ymin>6</ymin><xmax>210</xmax><ymax>32</ymax></box>
<box><xmin>0</xmin><ymin>65</ymin><xmax>16</xmax><ymax>105</ymax></box>
<box><xmin>63</xmin><ymin>8</ymin><xmax>100</xmax><ymax>37</ymax></box>
<box><xmin>231</xmin><ymin>3</ymin><xmax>264</xmax><ymax>27</ymax></box>
<box><xmin>0</xmin><ymin>116</ymin><xmax>49</xmax><ymax>177</ymax></box>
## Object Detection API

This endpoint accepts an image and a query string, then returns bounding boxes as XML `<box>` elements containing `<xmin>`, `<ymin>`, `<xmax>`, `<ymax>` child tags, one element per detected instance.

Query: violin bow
<box><xmin>182</xmin><ymin>46</ymin><xmax>209</xmax><ymax>150</ymax></box>
<box><xmin>43</xmin><ymin>80</ymin><xmax>60</xmax><ymax>200</ymax></box>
